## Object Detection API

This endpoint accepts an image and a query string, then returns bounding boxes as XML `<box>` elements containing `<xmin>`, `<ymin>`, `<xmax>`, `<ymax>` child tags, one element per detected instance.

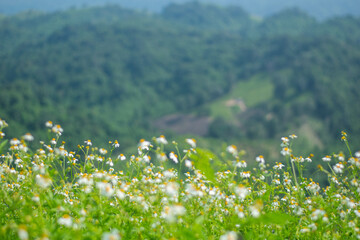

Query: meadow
<box><xmin>1</xmin><ymin>117</ymin><xmax>359</xmax><ymax>239</ymax></box>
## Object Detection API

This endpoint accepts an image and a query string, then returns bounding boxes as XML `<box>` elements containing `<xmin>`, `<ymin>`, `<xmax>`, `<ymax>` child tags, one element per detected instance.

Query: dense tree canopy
<box><xmin>0</xmin><ymin>3</ymin><xmax>359</xmax><ymax>151</ymax></box>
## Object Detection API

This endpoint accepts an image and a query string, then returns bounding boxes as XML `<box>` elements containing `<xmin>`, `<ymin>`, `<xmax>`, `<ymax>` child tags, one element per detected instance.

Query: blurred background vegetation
<box><xmin>0</xmin><ymin>2</ymin><xmax>359</xmax><ymax>170</ymax></box>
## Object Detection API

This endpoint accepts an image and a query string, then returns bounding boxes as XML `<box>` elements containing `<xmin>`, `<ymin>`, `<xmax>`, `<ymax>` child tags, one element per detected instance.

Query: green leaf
<box><xmin>249</xmin><ymin>212</ymin><xmax>296</xmax><ymax>225</ymax></box>
<box><xmin>0</xmin><ymin>140</ymin><xmax>8</xmax><ymax>154</ymax></box>
<box><xmin>190</xmin><ymin>148</ymin><xmax>217</xmax><ymax>182</ymax></box>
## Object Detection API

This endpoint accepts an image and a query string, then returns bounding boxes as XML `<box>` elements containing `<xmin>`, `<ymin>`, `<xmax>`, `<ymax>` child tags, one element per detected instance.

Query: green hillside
<box><xmin>0</xmin><ymin>3</ymin><xmax>359</xmax><ymax>156</ymax></box>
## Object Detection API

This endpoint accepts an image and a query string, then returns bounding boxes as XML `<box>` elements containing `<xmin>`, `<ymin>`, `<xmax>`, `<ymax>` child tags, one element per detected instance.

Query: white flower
<box><xmin>280</xmin><ymin>147</ymin><xmax>291</xmax><ymax>156</ymax></box>
<box><xmin>10</xmin><ymin>138</ymin><xmax>21</xmax><ymax>146</ymax></box>
<box><xmin>17</xmin><ymin>225</ymin><xmax>28</xmax><ymax>240</ymax></box>
<box><xmin>45</xmin><ymin>121</ymin><xmax>53</xmax><ymax>128</ymax></box>
<box><xmin>186</xmin><ymin>138</ymin><xmax>196</xmax><ymax>148</ymax></box>
<box><xmin>51</xmin><ymin>124</ymin><xmax>63</xmax><ymax>136</ymax></box>
<box><xmin>236</xmin><ymin>160</ymin><xmax>247</xmax><ymax>168</ymax></box>
<box><xmin>169</xmin><ymin>152</ymin><xmax>178</xmax><ymax>164</ymax></box>
<box><xmin>281</xmin><ymin>137</ymin><xmax>289</xmax><ymax>146</ymax></box>
<box><xmin>273</xmin><ymin>179</ymin><xmax>281</xmax><ymax>185</ymax></box>
<box><xmin>289</xmin><ymin>134</ymin><xmax>297</xmax><ymax>139</ymax></box>
<box><xmin>354</xmin><ymin>209</ymin><xmax>360</xmax><ymax>218</ymax></box>
<box><xmin>333</xmin><ymin>162</ymin><xmax>344</xmax><ymax>174</ymax></box>
<box><xmin>143</xmin><ymin>155</ymin><xmax>151</xmax><ymax>163</ymax></box>
<box><xmin>139</xmin><ymin>139</ymin><xmax>151</xmax><ymax>150</ymax></box>
<box><xmin>58</xmin><ymin>214</ymin><xmax>72</xmax><ymax>227</ymax></box>
<box><xmin>273</xmin><ymin>162</ymin><xmax>285</xmax><ymax>170</ymax></box>
<box><xmin>283</xmin><ymin>178</ymin><xmax>291</xmax><ymax>185</ymax></box>
<box><xmin>161</xmin><ymin>204</ymin><xmax>186</xmax><ymax>223</ymax></box>
<box><xmin>116</xmin><ymin>189</ymin><xmax>126</xmax><ymax>200</ymax></box>
<box><xmin>23</xmin><ymin>133</ymin><xmax>34</xmax><ymax>141</ymax></box>
<box><xmin>165</xmin><ymin>182</ymin><xmax>179</xmax><ymax>198</ymax></box>
<box><xmin>157</xmin><ymin>153</ymin><xmax>167</xmax><ymax>162</ymax></box>
<box><xmin>99</xmin><ymin>148</ymin><xmax>108</xmax><ymax>155</ymax></box>
<box><xmin>113</xmin><ymin>140</ymin><xmax>120</xmax><ymax>148</ymax></box>
<box><xmin>250</xmin><ymin>206</ymin><xmax>260</xmax><ymax>218</ymax></box>
<box><xmin>84</xmin><ymin>140</ymin><xmax>92</xmax><ymax>146</ymax></box>
<box><xmin>310</xmin><ymin>209</ymin><xmax>325</xmax><ymax>221</ymax></box>
<box><xmin>220</xmin><ymin>231</ymin><xmax>237</xmax><ymax>240</ymax></box>
<box><xmin>235</xmin><ymin>185</ymin><xmax>248</xmax><ymax>201</ymax></box>
<box><xmin>163</xmin><ymin>170</ymin><xmax>177</xmax><ymax>179</ymax></box>
<box><xmin>240</xmin><ymin>171</ymin><xmax>250</xmax><ymax>178</ymax></box>
<box><xmin>322</xmin><ymin>155</ymin><xmax>331</xmax><ymax>162</ymax></box>
<box><xmin>35</xmin><ymin>174</ymin><xmax>52</xmax><ymax>188</ymax></box>
<box><xmin>300</xmin><ymin>228</ymin><xmax>310</xmax><ymax>233</ymax></box>
<box><xmin>78</xmin><ymin>175</ymin><xmax>94</xmax><ymax>186</ymax></box>
<box><xmin>156</xmin><ymin>135</ymin><xmax>168</xmax><ymax>145</ymax></box>
<box><xmin>102</xmin><ymin>229</ymin><xmax>121</xmax><ymax>240</ymax></box>
<box><xmin>106</xmin><ymin>159</ymin><xmax>114</xmax><ymax>167</ymax></box>
<box><xmin>256</xmin><ymin>155</ymin><xmax>265</xmax><ymax>164</ymax></box>
<box><xmin>117</xmin><ymin>154</ymin><xmax>126</xmax><ymax>161</ymax></box>
<box><xmin>306</xmin><ymin>181</ymin><xmax>320</xmax><ymax>194</ymax></box>
<box><xmin>226</xmin><ymin>145</ymin><xmax>238</xmax><ymax>156</ymax></box>
<box><xmin>185</xmin><ymin>160</ymin><xmax>192</xmax><ymax>168</ymax></box>
<box><xmin>96</xmin><ymin>182</ymin><xmax>114</xmax><ymax>198</ymax></box>
<box><xmin>0</xmin><ymin>118</ymin><xmax>8</xmax><ymax>128</ymax></box>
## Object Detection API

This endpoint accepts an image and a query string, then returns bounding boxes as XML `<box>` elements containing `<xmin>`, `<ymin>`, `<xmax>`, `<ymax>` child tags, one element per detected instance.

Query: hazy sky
<box><xmin>1</xmin><ymin>0</ymin><xmax>360</xmax><ymax>19</ymax></box>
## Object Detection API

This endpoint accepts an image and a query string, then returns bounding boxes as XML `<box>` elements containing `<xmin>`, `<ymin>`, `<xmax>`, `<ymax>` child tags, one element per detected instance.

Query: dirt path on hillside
<box><xmin>152</xmin><ymin>114</ymin><xmax>211</xmax><ymax>136</ymax></box>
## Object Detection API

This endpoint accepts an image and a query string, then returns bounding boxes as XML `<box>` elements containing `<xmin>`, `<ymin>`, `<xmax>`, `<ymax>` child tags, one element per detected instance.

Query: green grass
<box><xmin>201</xmin><ymin>74</ymin><xmax>274</xmax><ymax>122</ymax></box>
<box><xmin>1</xmin><ymin>118</ymin><xmax>359</xmax><ymax>240</ymax></box>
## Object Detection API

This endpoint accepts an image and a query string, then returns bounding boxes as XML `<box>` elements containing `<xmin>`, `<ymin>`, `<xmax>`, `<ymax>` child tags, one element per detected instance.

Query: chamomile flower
<box><xmin>51</xmin><ymin>124</ymin><xmax>63</xmax><ymax>136</ymax></box>
<box><xmin>289</xmin><ymin>134</ymin><xmax>298</xmax><ymax>139</ymax></box>
<box><xmin>273</xmin><ymin>162</ymin><xmax>285</xmax><ymax>170</ymax></box>
<box><xmin>226</xmin><ymin>145</ymin><xmax>238</xmax><ymax>157</ymax></box>
<box><xmin>35</xmin><ymin>174</ymin><xmax>52</xmax><ymax>188</ymax></box>
<box><xmin>117</xmin><ymin>154</ymin><xmax>126</xmax><ymax>161</ymax></box>
<box><xmin>186</xmin><ymin>138</ymin><xmax>196</xmax><ymax>148</ymax></box>
<box><xmin>333</xmin><ymin>162</ymin><xmax>344</xmax><ymax>174</ymax></box>
<box><xmin>17</xmin><ymin>225</ymin><xmax>28</xmax><ymax>240</ymax></box>
<box><xmin>139</xmin><ymin>139</ymin><xmax>151</xmax><ymax>150</ymax></box>
<box><xmin>102</xmin><ymin>229</ymin><xmax>121</xmax><ymax>240</ymax></box>
<box><xmin>235</xmin><ymin>185</ymin><xmax>248</xmax><ymax>201</ymax></box>
<box><xmin>185</xmin><ymin>159</ymin><xmax>192</xmax><ymax>168</ymax></box>
<box><xmin>157</xmin><ymin>153</ymin><xmax>167</xmax><ymax>162</ymax></box>
<box><xmin>99</xmin><ymin>148</ymin><xmax>108</xmax><ymax>155</ymax></box>
<box><xmin>281</xmin><ymin>137</ymin><xmax>289</xmax><ymax>146</ymax></box>
<box><xmin>22</xmin><ymin>133</ymin><xmax>34</xmax><ymax>141</ymax></box>
<box><xmin>113</xmin><ymin>140</ymin><xmax>120</xmax><ymax>148</ymax></box>
<box><xmin>10</xmin><ymin>138</ymin><xmax>20</xmax><ymax>146</ymax></box>
<box><xmin>106</xmin><ymin>158</ymin><xmax>114</xmax><ymax>167</ymax></box>
<box><xmin>281</xmin><ymin>147</ymin><xmax>291</xmax><ymax>156</ymax></box>
<box><xmin>236</xmin><ymin>160</ymin><xmax>247</xmax><ymax>168</ymax></box>
<box><xmin>156</xmin><ymin>135</ymin><xmax>168</xmax><ymax>145</ymax></box>
<box><xmin>96</xmin><ymin>181</ymin><xmax>114</xmax><ymax>198</ymax></box>
<box><xmin>256</xmin><ymin>155</ymin><xmax>265</xmax><ymax>164</ymax></box>
<box><xmin>240</xmin><ymin>171</ymin><xmax>251</xmax><ymax>178</ymax></box>
<box><xmin>169</xmin><ymin>152</ymin><xmax>178</xmax><ymax>164</ymax></box>
<box><xmin>58</xmin><ymin>214</ymin><xmax>72</xmax><ymax>227</ymax></box>
<box><xmin>220</xmin><ymin>231</ymin><xmax>237</xmax><ymax>240</ymax></box>
<box><xmin>161</xmin><ymin>204</ymin><xmax>186</xmax><ymax>223</ymax></box>
<box><xmin>45</xmin><ymin>121</ymin><xmax>53</xmax><ymax>128</ymax></box>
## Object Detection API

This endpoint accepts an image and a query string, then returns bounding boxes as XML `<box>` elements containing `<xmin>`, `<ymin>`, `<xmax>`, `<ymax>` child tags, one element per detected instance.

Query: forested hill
<box><xmin>0</xmin><ymin>3</ymin><xmax>359</xmax><ymax>152</ymax></box>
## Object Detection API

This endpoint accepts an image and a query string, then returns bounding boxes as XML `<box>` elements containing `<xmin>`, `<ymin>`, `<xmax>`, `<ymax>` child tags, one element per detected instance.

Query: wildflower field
<box><xmin>0</xmin><ymin>117</ymin><xmax>359</xmax><ymax>240</ymax></box>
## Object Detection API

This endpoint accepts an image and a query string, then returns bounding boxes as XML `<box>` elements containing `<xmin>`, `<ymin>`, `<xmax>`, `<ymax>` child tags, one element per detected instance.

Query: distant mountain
<box><xmin>0</xmin><ymin>3</ymin><xmax>360</xmax><ymax>153</ymax></box>
<box><xmin>1</xmin><ymin>0</ymin><xmax>360</xmax><ymax>19</ymax></box>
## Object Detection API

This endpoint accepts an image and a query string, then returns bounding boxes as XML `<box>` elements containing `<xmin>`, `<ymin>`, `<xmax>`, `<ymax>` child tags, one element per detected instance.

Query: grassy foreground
<box><xmin>0</xmin><ymin>117</ymin><xmax>359</xmax><ymax>239</ymax></box>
